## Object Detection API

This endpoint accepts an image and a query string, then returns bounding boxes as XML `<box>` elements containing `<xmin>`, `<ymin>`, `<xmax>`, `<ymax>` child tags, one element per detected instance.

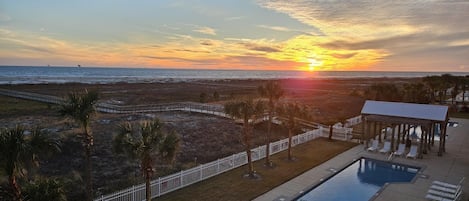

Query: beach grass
<box><xmin>0</xmin><ymin>96</ymin><xmax>56</xmax><ymax>117</ymax></box>
<box><xmin>155</xmin><ymin>137</ymin><xmax>357</xmax><ymax>201</ymax></box>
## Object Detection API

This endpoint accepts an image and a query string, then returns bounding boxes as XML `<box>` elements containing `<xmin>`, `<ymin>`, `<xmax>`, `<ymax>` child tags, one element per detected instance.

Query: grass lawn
<box><xmin>449</xmin><ymin>112</ymin><xmax>469</xmax><ymax>119</ymax></box>
<box><xmin>156</xmin><ymin>137</ymin><xmax>357</xmax><ymax>201</ymax></box>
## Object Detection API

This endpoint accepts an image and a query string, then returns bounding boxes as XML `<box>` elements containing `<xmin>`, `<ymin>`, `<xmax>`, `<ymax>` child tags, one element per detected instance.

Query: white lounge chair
<box><xmin>394</xmin><ymin>143</ymin><xmax>406</xmax><ymax>157</ymax></box>
<box><xmin>426</xmin><ymin>177</ymin><xmax>464</xmax><ymax>201</ymax></box>
<box><xmin>425</xmin><ymin>193</ymin><xmax>454</xmax><ymax>201</ymax></box>
<box><xmin>433</xmin><ymin>177</ymin><xmax>465</xmax><ymax>190</ymax></box>
<box><xmin>427</xmin><ymin>189</ymin><xmax>461</xmax><ymax>200</ymax></box>
<box><xmin>379</xmin><ymin>141</ymin><xmax>391</xmax><ymax>154</ymax></box>
<box><xmin>430</xmin><ymin>185</ymin><xmax>461</xmax><ymax>194</ymax></box>
<box><xmin>367</xmin><ymin>139</ymin><xmax>379</xmax><ymax>152</ymax></box>
<box><xmin>406</xmin><ymin>145</ymin><xmax>418</xmax><ymax>159</ymax></box>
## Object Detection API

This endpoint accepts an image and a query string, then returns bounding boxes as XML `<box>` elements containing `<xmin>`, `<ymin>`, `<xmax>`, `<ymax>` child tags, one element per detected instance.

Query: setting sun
<box><xmin>308</xmin><ymin>58</ymin><xmax>323</xmax><ymax>71</ymax></box>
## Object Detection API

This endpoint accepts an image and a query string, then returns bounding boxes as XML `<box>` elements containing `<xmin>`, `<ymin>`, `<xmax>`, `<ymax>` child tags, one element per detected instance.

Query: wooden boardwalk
<box><xmin>0</xmin><ymin>88</ymin><xmax>228</xmax><ymax>117</ymax></box>
<box><xmin>0</xmin><ymin>88</ymin><xmax>354</xmax><ymax>139</ymax></box>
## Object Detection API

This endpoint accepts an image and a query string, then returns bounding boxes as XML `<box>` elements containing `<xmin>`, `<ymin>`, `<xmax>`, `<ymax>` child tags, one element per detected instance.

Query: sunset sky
<box><xmin>0</xmin><ymin>0</ymin><xmax>468</xmax><ymax>72</ymax></box>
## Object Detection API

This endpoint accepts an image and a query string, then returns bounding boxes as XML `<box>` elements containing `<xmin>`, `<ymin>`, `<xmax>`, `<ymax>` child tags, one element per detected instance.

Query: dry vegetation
<box><xmin>0</xmin><ymin>78</ymin><xmax>405</xmax><ymax>199</ymax></box>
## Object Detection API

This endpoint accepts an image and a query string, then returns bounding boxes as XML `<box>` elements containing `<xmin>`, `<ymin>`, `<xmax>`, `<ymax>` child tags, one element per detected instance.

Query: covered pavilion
<box><xmin>361</xmin><ymin>100</ymin><xmax>449</xmax><ymax>158</ymax></box>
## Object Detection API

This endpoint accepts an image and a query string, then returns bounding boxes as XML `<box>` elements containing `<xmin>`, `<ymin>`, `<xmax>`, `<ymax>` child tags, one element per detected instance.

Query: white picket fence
<box><xmin>345</xmin><ymin>115</ymin><xmax>362</xmax><ymax>127</ymax></box>
<box><xmin>94</xmin><ymin>128</ymin><xmax>326</xmax><ymax>201</ymax></box>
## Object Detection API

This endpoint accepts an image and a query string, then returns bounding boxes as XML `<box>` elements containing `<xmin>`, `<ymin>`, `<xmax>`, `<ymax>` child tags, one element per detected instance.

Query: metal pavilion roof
<box><xmin>361</xmin><ymin>100</ymin><xmax>448</xmax><ymax>122</ymax></box>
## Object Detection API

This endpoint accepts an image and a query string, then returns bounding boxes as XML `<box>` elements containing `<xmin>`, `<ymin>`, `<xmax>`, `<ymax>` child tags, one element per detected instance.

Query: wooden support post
<box><xmin>402</xmin><ymin>124</ymin><xmax>410</xmax><ymax>144</ymax></box>
<box><xmin>438</xmin><ymin>122</ymin><xmax>444</xmax><ymax>156</ymax></box>
<box><xmin>383</xmin><ymin>124</ymin><xmax>388</xmax><ymax>141</ymax></box>
<box><xmin>391</xmin><ymin>124</ymin><xmax>396</xmax><ymax>151</ymax></box>
<box><xmin>423</xmin><ymin>127</ymin><xmax>427</xmax><ymax>154</ymax></box>
<box><xmin>442</xmin><ymin>121</ymin><xmax>447</xmax><ymax>153</ymax></box>
<box><xmin>378</xmin><ymin>122</ymin><xmax>382</xmax><ymax>143</ymax></box>
<box><xmin>430</xmin><ymin>123</ymin><xmax>434</xmax><ymax>148</ymax></box>
<box><xmin>363</xmin><ymin>116</ymin><xmax>368</xmax><ymax>149</ymax></box>
<box><xmin>373</xmin><ymin>121</ymin><xmax>378</xmax><ymax>141</ymax></box>
<box><xmin>418</xmin><ymin>126</ymin><xmax>424</xmax><ymax>159</ymax></box>
<box><xmin>397</xmin><ymin>124</ymin><xmax>402</xmax><ymax>144</ymax></box>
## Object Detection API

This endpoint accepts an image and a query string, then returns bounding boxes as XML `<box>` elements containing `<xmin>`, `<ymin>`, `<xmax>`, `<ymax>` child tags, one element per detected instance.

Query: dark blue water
<box><xmin>1</xmin><ymin>66</ymin><xmax>469</xmax><ymax>84</ymax></box>
<box><xmin>296</xmin><ymin>158</ymin><xmax>420</xmax><ymax>201</ymax></box>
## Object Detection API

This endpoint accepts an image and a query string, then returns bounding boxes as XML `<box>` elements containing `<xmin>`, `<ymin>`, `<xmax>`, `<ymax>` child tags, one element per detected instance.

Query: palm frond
<box><xmin>159</xmin><ymin>131</ymin><xmax>180</xmax><ymax>163</ymax></box>
<box><xmin>0</xmin><ymin>126</ymin><xmax>29</xmax><ymax>178</ymax></box>
<box><xmin>113</xmin><ymin>118</ymin><xmax>180</xmax><ymax>177</ymax></box>
<box><xmin>59</xmin><ymin>89</ymin><xmax>98</xmax><ymax>128</ymax></box>
<box><xmin>113</xmin><ymin>122</ymin><xmax>138</xmax><ymax>158</ymax></box>
<box><xmin>29</xmin><ymin>127</ymin><xmax>61</xmax><ymax>166</ymax></box>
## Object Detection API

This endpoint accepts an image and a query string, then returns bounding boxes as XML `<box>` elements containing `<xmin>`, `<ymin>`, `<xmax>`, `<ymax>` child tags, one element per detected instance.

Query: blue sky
<box><xmin>1</xmin><ymin>0</ymin><xmax>468</xmax><ymax>71</ymax></box>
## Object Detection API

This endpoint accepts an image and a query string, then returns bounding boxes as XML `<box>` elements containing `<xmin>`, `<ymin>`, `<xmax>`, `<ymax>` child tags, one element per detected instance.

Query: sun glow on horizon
<box><xmin>308</xmin><ymin>58</ymin><xmax>323</xmax><ymax>71</ymax></box>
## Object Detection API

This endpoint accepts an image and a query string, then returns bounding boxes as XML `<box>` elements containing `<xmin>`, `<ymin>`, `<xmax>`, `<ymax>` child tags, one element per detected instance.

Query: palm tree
<box><xmin>423</xmin><ymin>76</ymin><xmax>440</xmax><ymax>103</ymax></box>
<box><xmin>0</xmin><ymin>126</ymin><xmax>61</xmax><ymax>201</ymax></box>
<box><xmin>24</xmin><ymin>178</ymin><xmax>67</xmax><ymax>201</ymax></box>
<box><xmin>402</xmin><ymin>82</ymin><xmax>430</xmax><ymax>104</ymax></box>
<box><xmin>365</xmin><ymin>83</ymin><xmax>401</xmax><ymax>102</ymax></box>
<box><xmin>450</xmin><ymin>76</ymin><xmax>461</xmax><ymax>105</ymax></box>
<box><xmin>322</xmin><ymin>117</ymin><xmax>348</xmax><ymax>141</ymax></box>
<box><xmin>59</xmin><ymin>89</ymin><xmax>98</xmax><ymax>201</ymax></box>
<box><xmin>277</xmin><ymin>102</ymin><xmax>304</xmax><ymax>161</ymax></box>
<box><xmin>258</xmin><ymin>81</ymin><xmax>284</xmax><ymax>166</ymax></box>
<box><xmin>224</xmin><ymin>98</ymin><xmax>265</xmax><ymax>178</ymax></box>
<box><xmin>461</xmin><ymin>76</ymin><xmax>469</xmax><ymax>105</ymax></box>
<box><xmin>113</xmin><ymin>119</ymin><xmax>180</xmax><ymax>201</ymax></box>
<box><xmin>439</xmin><ymin>74</ymin><xmax>454</xmax><ymax>104</ymax></box>
<box><xmin>324</xmin><ymin>120</ymin><xmax>336</xmax><ymax>141</ymax></box>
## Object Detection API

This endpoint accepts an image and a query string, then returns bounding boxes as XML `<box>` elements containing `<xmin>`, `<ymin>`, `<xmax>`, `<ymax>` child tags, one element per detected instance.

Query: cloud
<box><xmin>258</xmin><ymin>25</ymin><xmax>292</xmax><ymax>32</ymax></box>
<box><xmin>330</xmin><ymin>53</ymin><xmax>357</xmax><ymax>59</ymax></box>
<box><xmin>257</xmin><ymin>24</ymin><xmax>322</xmax><ymax>36</ymax></box>
<box><xmin>225</xmin><ymin>16</ymin><xmax>245</xmax><ymax>21</ymax></box>
<box><xmin>243</xmin><ymin>42</ymin><xmax>281</xmax><ymax>53</ymax></box>
<box><xmin>320</xmin><ymin>34</ymin><xmax>423</xmax><ymax>50</ymax></box>
<box><xmin>200</xmin><ymin>40</ymin><xmax>214</xmax><ymax>46</ymax></box>
<box><xmin>172</xmin><ymin>48</ymin><xmax>211</xmax><ymax>53</ymax></box>
<box><xmin>22</xmin><ymin>45</ymin><xmax>54</xmax><ymax>54</ymax></box>
<box><xmin>257</xmin><ymin>0</ymin><xmax>469</xmax><ymax>31</ymax></box>
<box><xmin>223</xmin><ymin>55</ymin><xmax>303</xmax><ymax>70</ymax></box>
<box><xmin>321</xmin><ymin>32</ymin><xmax>469</xmax><ymax>53</ymax></box>
<box><xmin>193</xmin><ymin>26</ymin><xmax>216</xmax><ymax>36</ymax></box>
<box><xmin>141</xmin><ymin>56</ymin><xmax>199</xmax><ymax>63</ymax></box>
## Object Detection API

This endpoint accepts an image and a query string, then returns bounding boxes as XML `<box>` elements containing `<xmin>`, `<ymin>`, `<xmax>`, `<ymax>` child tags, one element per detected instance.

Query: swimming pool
<box><xmin>295</xmin><ymin>158</ymin><xmax>420</xmax><ymax>201</ymax></box>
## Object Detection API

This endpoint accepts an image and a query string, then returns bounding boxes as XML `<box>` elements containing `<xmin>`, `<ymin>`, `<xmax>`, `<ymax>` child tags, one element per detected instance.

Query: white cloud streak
<box><xmin>193</xmin><ymin>26</ymin><xmax>217</xmax><ymax>36</ymax></box>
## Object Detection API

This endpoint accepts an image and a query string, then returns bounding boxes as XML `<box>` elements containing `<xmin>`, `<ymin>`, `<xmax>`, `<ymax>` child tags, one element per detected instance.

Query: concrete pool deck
<box><xmin>254</xmin><ymin>118</ymin><xmax>469</xmax><ymax>201</ymax></box>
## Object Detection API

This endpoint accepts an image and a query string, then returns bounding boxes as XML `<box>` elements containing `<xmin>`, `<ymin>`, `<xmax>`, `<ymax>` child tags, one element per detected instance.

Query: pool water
<box><xmin>296</xmin><ymin>158</ymin><xmax>420</xmax><ymax>201</ymax></box>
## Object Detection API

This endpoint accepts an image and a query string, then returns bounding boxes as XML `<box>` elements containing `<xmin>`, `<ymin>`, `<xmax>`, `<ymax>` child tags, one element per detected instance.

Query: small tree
<box><xmin>213</xmin><ymin>91</ymin><xmax>220</xmax><ymax>101</ymax></box>
<box><xmin>461</xmin><ymin>76</ymin><xmax>469</xmax><ymax>105</ymax></box>
<box><xmin>258</xmin><ymin>81</ymin><xmax>283</xmax><ymax>166</ymax></box>
<box><xmin>114</xmin><ymin>119</ymin><xmax>180</xmax><ymax>201</ymax></box>
<box><xmin>450</xmin><ymin>77</ymin><xmax>461</xmax><ymax>105</ymax></box>
<box><xmin>59</xmin><ymin>89</ymin><xmax>98</xmax><ymax>201</ymax></box>
<box><xmin>224</xmin><ymin>98</ymin><xmax>265</xmax><ymax>178</ymax></box>
<box><xmin>199</xmin><ymin>92</ymin><xmax>208</xmax><ymax>103</ymax></box>
<box><xmin>24</xmin><ymin>178</ymin><xmax>67</xmax><ymax>201</ymax></box>
<box><xmin>277</xmin><ymin>102</ymin><xmax>305</xmax><ymax>161</ymax></box>
<box><xmin>0</xmin><ymin>126</ymin><xmax>61</xmax><ymax>201</ymax></box>
<box><xmin>423</xmin><ymin>75</ymin><xmax>441</xmax><ymax>103</ymax></box>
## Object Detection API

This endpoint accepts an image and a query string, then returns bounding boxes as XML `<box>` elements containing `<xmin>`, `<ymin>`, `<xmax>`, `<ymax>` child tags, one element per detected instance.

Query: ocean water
<box><xmin>1</xmin><ymin>66</ymin><xmax>468</xmax><ymax>84</ymax></box>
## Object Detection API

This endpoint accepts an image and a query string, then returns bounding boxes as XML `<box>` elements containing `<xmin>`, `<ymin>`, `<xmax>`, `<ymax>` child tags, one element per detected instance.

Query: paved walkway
<box><xmin>254</xmin><ymin>118</ymin><xmax>469</xmax><ymax>201</ymax></box>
